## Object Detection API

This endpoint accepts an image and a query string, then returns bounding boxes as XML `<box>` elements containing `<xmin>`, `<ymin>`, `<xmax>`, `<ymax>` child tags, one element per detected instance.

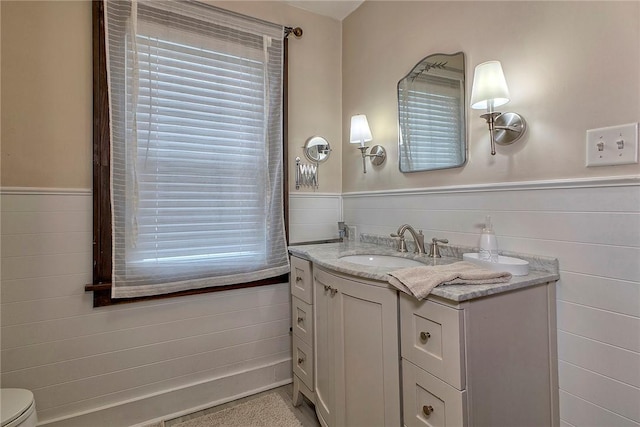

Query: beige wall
<box><xmin>3</xmin><ymin>1</ymin><xmax>639</xmax><ymax>193</ymax></box>
<box><xmin>1</xmin><ymin>1</ymin><xmax>343</xmax><ymax>193</ymax></box>
<box><xmin>1</xmin><ymin>1</ymin><xmax>92</xmax><ymax>188</ymax></box>
<box><xmin>342</xmin><ymin>1</ymin><xmax>640</xmax><ymax>192</ymax></box>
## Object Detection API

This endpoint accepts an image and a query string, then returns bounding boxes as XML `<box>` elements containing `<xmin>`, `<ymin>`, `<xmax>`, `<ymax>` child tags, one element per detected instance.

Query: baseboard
<box><xmin>39</xmin><ymin>359</ymin><xmax>292</xmax><ymax>427</ymax></box>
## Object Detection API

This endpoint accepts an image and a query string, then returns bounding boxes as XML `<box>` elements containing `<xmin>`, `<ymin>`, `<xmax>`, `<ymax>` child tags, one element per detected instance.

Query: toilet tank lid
<box><xmin>1</xmin><ymin>389</ymin><xmax>34</xmax><ymax>427</ymax></box>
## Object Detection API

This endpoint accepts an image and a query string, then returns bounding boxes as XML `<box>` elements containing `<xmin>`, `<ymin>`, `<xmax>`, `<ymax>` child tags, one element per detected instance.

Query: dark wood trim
<box><xmin>85</xmin><ymin>274</ymin><xmax>289</xmax><ymax>307</ymax></box>
<box><xmin>92</xmin><ymin>0</ymin><xmax>112</xmax><ymax>286</ymax></box>
<box><xmin>90</xmin><ymin>3</ymin><xmax>291</xmax><ymax>307</ymax></box>
<box><xmin>283</xmin><ymin>36</ymin><xmax>290</xmax><ymax>245</ymax></box>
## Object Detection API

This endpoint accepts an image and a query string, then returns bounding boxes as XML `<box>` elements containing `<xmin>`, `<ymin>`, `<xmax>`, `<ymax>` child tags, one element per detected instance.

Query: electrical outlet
<box><xmin>586</xmin><ymin>122</ymin><xmax>639</xmax><ymax>167</ymax></box>
<box><xmin>347</xmin><ymin>226</ymin><xmax>357</xmax><ymax>241</ymax></box>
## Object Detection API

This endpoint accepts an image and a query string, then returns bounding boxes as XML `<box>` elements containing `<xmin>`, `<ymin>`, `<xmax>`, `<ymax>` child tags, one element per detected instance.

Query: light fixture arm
<box><xmin>479</xmin><ymin>111</ymin><xmax>527</xmax><ymax>155</ymax></box>
<box><xmin>480</xmin><ymin>112</ymin><xmax>501</xmax><ymax>156</ymax></box>
<box><xmin>358</xmin><ymin>146</ymin><xmax>369</xmax><ymax>173</ymax></box>
<box><xmin>357</xmin><ymin>145</ymin><xmax>387</xmax><ymax>173</ymax></box>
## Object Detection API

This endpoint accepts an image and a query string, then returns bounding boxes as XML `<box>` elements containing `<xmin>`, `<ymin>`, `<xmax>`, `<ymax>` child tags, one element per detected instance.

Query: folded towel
<box><xmin>387</xmin><ymin>261</ymin><xmax>512</xmax><ymax>300</ymax></box>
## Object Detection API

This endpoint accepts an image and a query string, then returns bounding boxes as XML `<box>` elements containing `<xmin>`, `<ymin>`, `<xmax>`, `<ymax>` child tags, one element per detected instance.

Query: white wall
<box><xmin>0</xmin><ymin>189</ymin><xmax>292</xmax><ymax>426</ymax></box>
<box><xmin>343</xmin><ymin>177</ymin><xmax>640</xmax><ymax>426</ymax></box>
<box><xmin>289</xmin><ymin>193</ymin><xmax>342</xmax><ymax>244</ymax></box>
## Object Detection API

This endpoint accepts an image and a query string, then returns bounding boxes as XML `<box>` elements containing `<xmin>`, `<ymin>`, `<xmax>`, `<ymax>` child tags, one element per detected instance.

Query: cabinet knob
<box><xmin>296</xmin><ymin>276</ymin><xmax>303</xmax><ymax>282</ymax></box>
<box><xmin>298</xmin><ymin>357</ymin><xmax>305</xmax><ymax>364</ymax></box>
<box><xmin>323</xmin><ymin>284</ymin><xmax>338</xmax><ymax>296</ymax></box>
<box><xmin>420</xmin><ymin>331</ymin><xmax>431</xmax><ymax>341</ymax></box>
<box><xmin>422</xmin><ymin>405</ymin><xmax>434</xmax><ymax>416</ymax></box>
<box><xmin>297</xmin><ymin>316</ymin><xmax>304</xmax><ymax>323</ymax></box>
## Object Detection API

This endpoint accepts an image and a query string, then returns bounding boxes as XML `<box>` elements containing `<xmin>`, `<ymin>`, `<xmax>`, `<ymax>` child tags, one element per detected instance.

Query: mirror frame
<box><xmin>303</xmin><ymin>136</ymin><xmax>331</xmax><ymax>163</ymax></box>
<box><xmin>397</xmin><ymin>52</ymin><xmax>467</xmax><ymax>173</ymax></box>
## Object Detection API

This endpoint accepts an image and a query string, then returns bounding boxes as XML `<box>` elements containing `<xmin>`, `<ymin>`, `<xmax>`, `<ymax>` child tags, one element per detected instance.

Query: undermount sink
<box><xmin>463</xmin><ymin>253</ymin><xmax>530</xmax><ymax>276</ymax></box>
<box><xmin>339</xmin><ymin>254</ymin><xmax>425</xmax><ymax>269</ymax></box>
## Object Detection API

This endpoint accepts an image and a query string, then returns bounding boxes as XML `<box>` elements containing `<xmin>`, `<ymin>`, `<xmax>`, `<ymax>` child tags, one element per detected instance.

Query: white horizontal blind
<box><xmin>105</xmin><ymin>0</ymin><xmax>288</xmax><ymax>298</ymax></box>
<box><xmin>399</xmin><ymin>72</ymin><xmax>464</xmax><ymax>171</ymax></box>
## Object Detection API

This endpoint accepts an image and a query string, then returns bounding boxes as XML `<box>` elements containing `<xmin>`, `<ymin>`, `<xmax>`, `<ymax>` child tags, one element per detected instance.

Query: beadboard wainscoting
<box><xmin>343</xmin><ymin>176</ymin><xmax>640</xmax><ymax>427</ymax></box>
<box><xmin>289</xmin><ymin>193</ymin><xmax>342</xmax><ymax>243</ymax></box>
<box><xmin>0</xmin><ymin>188</ymin><xmax>292</xmax><ymax>426</ymax></box>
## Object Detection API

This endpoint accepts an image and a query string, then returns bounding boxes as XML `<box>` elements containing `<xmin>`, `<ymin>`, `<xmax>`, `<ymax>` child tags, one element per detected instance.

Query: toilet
<box><xmin>0</xmin><ymin>389</ymin><xmax>37</xmax><ymax>427</ymax></box>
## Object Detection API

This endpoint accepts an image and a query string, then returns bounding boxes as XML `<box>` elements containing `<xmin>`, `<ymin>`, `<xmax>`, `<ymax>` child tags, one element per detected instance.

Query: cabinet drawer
<box><xmin>291</xmin><ymin>256</ymin><xmax>313</xmax><ymax>304</ymax></box>
<box><xmin>292</xmin><ymin>296</ymin><xmax>313</xmax><ymax>346</ymax></box>
<box><xmin>293</xmin><ymin>335</ymin><xmax>314</xmax><ymax>390</ymax></box>
<box><xmin>402</xmin><ymin>360</ymin><xmax>467</xmax><ymax>427</ymax></box>
<box><xmin>400</xmin><ymin>293</ymin><xmax>465</xmax><ymax>389</ymax></box>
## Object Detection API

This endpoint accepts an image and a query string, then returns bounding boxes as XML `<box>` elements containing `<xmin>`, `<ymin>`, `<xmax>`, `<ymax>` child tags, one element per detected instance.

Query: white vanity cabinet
<box><xmin>291</xmin><ymin>256</ymin><xmax>316</xmax><ymax>406</ymax></box>
<box><xmin>289</xmin><ymin>247</ymin><xmax>558</xmax><ymax>427</ymax></box>
<box><xmin>400</xmin><ymin>282</ymin><xmax>558</xmax><ymax>427</ymax></box>
<box><xmin>311</xmin><ymin>266</ymin><xmax>401</xmax><ymax>427</ymax></box>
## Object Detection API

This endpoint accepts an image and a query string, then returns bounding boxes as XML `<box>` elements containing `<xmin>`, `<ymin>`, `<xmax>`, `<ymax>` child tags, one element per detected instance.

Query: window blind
<box><xmin>105</xmin><ymin>0</ymin><xmax>288</xmax><ymax>298</ymax></box>
<box><xmin>398</xmin><ymin>72</ymin><xmax>465</xmax><ymax>171</ymax></box>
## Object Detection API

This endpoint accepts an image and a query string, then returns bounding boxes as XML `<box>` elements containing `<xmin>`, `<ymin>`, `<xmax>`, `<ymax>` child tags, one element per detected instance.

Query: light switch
<box><xmin>586</xmin><ymin>122</ymin><xmax>639</xmax><ymax>167</ymax></box>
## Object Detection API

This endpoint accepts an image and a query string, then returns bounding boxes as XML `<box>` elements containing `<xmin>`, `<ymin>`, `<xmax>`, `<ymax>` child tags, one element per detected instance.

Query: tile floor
<box><xmin>164</xmin><ymin>384</ymin><xmax>320</xmax><ymax>427</ymax></box>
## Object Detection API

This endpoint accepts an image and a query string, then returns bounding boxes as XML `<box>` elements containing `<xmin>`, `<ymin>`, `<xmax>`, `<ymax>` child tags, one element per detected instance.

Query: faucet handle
<box><xmin>390</xmin><ymin>233</ymin><xmax>408</xmax><ymax>252</ymax></box>
<box><xmin>428</xmin><ymin>238</ymin><xmax>449</xmax><ymax>258</ymax></box>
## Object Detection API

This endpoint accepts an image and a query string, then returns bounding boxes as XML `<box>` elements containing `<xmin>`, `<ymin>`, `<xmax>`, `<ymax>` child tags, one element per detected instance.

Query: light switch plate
<box><xmin>586</xmin><ymin>122</ymin><xmax>639</xmax><ymax>167</ymax></box>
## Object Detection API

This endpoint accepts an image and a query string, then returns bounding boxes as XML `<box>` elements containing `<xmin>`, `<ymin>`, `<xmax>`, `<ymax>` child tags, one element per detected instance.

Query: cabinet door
<box><xmin>314</xmin><ymin>270</ymin><xmax>335</xmax><ymax>427</ymax></box>
<box><xmin>402</xmin><ymin>360</ymin><xmax>467</xmax><ymax>427</ymax></box>
<box><xmin>330</xmin><ymin>271</ymin><xmax>401</xmax><ymax>427</ymax></box>
<box><xmin>293</xmin><ymin>334</ymin><xmax>314</xmax><ymax>390</ymax></box>
<box><xmin>291</xmin><ymin>256</ymin><xmax>313</xmax><ymax>304</ymax></box>
<box><xmin>400</xmin><ymin>293</ymin><xmax>465</xmax><ymax>389</ymax></box>
<box><xmin>292</xmin><ymin>296</ymin><xmax>313</xmax><ymax>346</ymax></box>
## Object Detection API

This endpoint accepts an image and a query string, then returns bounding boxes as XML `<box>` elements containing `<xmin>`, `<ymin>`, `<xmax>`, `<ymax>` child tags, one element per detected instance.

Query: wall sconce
<box><xmin>470</xmin><ymin>61</ymin><xmax>526</xmax><ymax>155</ymax></box>
<box><xmin>350</xmin><ymin>114</ymin><xmax>386</xmax><ymax>173</ymax></box>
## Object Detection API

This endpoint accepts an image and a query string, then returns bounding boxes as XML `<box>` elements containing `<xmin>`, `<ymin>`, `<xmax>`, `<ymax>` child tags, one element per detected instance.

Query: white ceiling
<box><xmin>284</xmin><ymin>1</ymin><xmax>364</xmax><ymax>21</ymax></box>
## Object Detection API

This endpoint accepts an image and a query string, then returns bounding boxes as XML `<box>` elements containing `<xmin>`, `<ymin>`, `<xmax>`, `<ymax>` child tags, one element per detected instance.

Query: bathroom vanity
<box><xmin>289</xmin><ymin>242</ymin><xmax>560</xmax><ymax>427</ymax></box>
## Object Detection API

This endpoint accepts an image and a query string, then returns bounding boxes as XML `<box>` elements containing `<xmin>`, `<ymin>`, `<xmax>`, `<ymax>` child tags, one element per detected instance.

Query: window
<box><xmin>89</xmin><ymin>1</ymin><xmax>290</xmax><ymax>305</ymax></box>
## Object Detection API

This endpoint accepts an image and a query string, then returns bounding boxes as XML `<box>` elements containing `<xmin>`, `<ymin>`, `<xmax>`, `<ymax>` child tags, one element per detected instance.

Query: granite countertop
<box><xmin>288</xmin><ymin>239</ymin><xmax>559</xmax><ymax>303</ymax></box>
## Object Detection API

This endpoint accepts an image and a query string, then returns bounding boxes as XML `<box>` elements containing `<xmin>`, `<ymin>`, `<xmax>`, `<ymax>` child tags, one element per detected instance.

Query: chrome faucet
<box><xmin>390</xmin><ymin>224</ymin><xmax>425</xmax><ymax>254</ymax></box>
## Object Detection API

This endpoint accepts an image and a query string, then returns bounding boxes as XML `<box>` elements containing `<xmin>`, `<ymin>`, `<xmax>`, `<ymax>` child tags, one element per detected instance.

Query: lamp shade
<box><xmin>350</xmin><ymin>114</ymin><xmax>373</xmax><ymax>146</ymax></box>
<box><xmin>470</xmin><ymin>61</ymin><xmax>510</xmax><ymax>110</ymax></box>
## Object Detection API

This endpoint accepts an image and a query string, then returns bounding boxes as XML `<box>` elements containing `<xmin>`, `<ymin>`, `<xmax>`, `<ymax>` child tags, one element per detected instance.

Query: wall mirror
<box><xmin>303</xmin><ymin>136</ymin><xmax>331</xmax><ymax>163</ymax></box>
<box><xmin>398</xmin><ymin>52</ymin><xmax>466</xmax><ymax>172</ymax></box>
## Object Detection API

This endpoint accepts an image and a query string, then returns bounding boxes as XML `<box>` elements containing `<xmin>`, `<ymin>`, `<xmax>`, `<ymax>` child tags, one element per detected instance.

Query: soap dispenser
<box><xmin>479</xmin><ymin>215</ymin><xmax>499</xmax><ymax>262</ymax></box>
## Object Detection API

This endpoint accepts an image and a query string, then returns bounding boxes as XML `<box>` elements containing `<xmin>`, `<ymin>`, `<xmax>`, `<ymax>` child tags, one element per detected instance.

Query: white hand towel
<box><xmin>387</xmin><ymin>261</ymin><xmax>511</xmax><ymax>300</ymax></box>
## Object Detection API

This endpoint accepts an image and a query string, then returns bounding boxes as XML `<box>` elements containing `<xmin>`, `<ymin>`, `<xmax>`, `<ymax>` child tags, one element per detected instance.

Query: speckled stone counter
<box><xmin>288</xmin><ymin>240</ymin><xmax>559</xmax><ymax>303</ymax></box>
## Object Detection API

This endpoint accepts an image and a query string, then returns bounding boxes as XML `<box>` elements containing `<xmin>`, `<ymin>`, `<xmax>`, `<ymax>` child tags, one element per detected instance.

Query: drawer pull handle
<box><xmin>423</xmin><ymin>405</ymin><xmax>434</xmax><ymax>416</ymax></box>
<box><xmin>297</xmin><ymin>316</ymin><xmax>304</xmax><ymax>323</ymax></box>
<box><xmin>298</xmin><ymin>357</ymin><xmax>305</xmax><ymax>364</ymax></box>
<box><xmin>323</xmin><ymin>285</ymin><xmax>338</xmax><ymax>296</ymax></box>
<box><xmin>296</xmin><ymin>276</ymin><xmax>303</xmax><ymax>282</ymax></box>
<box><xmin>420</xmin><ymin>331</ymin><xmax>431</xmax><ymax>341</ymax></box>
